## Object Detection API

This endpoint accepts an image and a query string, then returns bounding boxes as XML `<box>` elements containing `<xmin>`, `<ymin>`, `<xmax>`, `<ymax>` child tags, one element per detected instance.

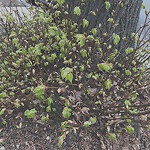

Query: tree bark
<box><xmin>29</xmin><ymin>0</ymin><xmax>142</xmax><ymax>50</ymax></box>
<box><xmin>65</xmin><ymin>0</ymin><xmax>142</xmax><ymax>54</ymax></box>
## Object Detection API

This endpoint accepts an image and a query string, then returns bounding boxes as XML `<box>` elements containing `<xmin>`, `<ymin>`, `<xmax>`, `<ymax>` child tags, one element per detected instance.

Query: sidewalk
<box><xmin>0</xmin><ymin>0</ymin><xmax>24</xmax><ymax>7</ymax></box>
<box><xmin>0</xmin><ymin>0</ymin><xmax>31</xmax><ymax>18</ymax></box>
<box><xmin>0</xmin><ymin>0</ymin><xmax>30</xmax><ymax>7</ymax></box>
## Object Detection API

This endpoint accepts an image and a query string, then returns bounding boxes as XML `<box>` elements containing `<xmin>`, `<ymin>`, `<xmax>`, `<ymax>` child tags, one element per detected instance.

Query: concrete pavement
<box><xmin>0</xmin><ymin>0</ymin><xmax>31</xmax><ymax>18</ymax></box>
<box><xmin>0</xmin><ymin>0</ymin><xmax>24</xmax><ymax>7</ymax></box>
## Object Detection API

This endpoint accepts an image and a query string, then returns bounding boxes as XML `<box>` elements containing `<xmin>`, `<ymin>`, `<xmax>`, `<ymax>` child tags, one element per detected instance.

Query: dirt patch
<box><xmin>0</xmin><ymin>119</ymin><xmax>102</xmax><ymax>150</ymax></box>
<box><xmin>0</xmin><ymin>117</ymin><xmax>150</xmax><ymax>150</ymax></box>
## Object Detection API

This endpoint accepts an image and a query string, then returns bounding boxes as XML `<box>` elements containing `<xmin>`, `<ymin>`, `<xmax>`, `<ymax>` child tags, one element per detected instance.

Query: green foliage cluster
<box><xmin>0</xmin><ymin>0</ymin><xmax>149</xmax><ymax>147</ymax></box>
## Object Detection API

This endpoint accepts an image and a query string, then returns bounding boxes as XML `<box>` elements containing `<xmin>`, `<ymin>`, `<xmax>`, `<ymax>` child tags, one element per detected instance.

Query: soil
<box><xmin>0</xmin><ymin>114</ymin><xmax>150</xmax><ymax>150</ymax></box>
<box><xmin>0</xmin><ymin>118</ymin><xmax>102</xmax><ymax>150</ymax></box>
<box><xmin>0</xmin><ymin>75</ymin><xmax>150</xmax><ymax>150</ymax></box>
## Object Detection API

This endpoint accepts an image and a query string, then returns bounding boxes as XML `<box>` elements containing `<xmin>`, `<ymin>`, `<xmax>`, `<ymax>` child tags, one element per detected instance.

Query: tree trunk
<box><xmin>30</xmin><ymin>0</ymin><xmax>142</xmax><ymax>50</ymax></box>
<box><xmin>65</xmin><ymin>0</ymin><xmax>142</xmax><ymax>54</ymax></box>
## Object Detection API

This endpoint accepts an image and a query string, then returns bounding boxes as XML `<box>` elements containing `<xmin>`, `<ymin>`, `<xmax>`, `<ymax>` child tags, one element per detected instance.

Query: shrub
<box><xmin>0</xmin><ymin>0</ymin><xmax>149</xmax><ymax>147</ymax></box>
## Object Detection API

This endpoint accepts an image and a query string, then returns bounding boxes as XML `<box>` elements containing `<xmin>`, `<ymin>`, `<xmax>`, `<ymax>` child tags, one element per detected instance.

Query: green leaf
<box><xmin>66</xmin><ymin>73</ymin><xmax>73</xmax><ymax>83</ymax></box>
<box><xmin>33</xmin><ymin>85</ymin><xmax>45</xmax><ymax>99</ymax></box>
<box><xmin>46</xmin><ymin>106</ymin><xmax>51</xmax><ymax>112</ymax></box>
<box><xmin>132</xmin><ymin>60</ymin><xmax>136</xmax><ymax>65</ymax></box>
<box><xmin>34</xmin><ymin>45</ymin><xmax>42</xmax><ymax>56</ymax></box>
<box><xmin>97</xmin><ymin>63</ymin><xmax>112</xmax><ymax>72</ymax></box>
<box><xmin>91</xmin><ymin>28</ymin><xmax>97</xmax><ymax>35</ymax></box>
<box><xmin>0</xmin><ymin>92</ymin><xmax>7</xmax><ymax>98</ymax></box>
<box><xmin>107</xmin><ymin>18</ymin><xmax>114</xmax><ymax>23</ymax></box>
<box><xmin>51</xmin><ymin>53</ymin><xmax>57</xmax><ymax>60</ymax></box>
<box><xmin>125</xmin><ymin>70</ymin><xmax>132</xmax><ymax>76</ymax></box>
<box><xmin>74</xmin><ymin>6</ymin><xmax>81</xmax><ymax>16</ymax></box>
<box><xmin>58</xmin><ymin>135</ymin><xmax>64</xmax><ymax>148</ymax></box>
<box><xmin>125</xmin><ymin>126</ymin><xmax>134</xmax><ymax>134</ymax></box>
<box><xmin>75</xmin><ymin>34</ymin><xmax>85</xmax><ymax>47</ymax></box>
<box><xmin>48</xmin><ymin>26</ymin><xmax>58</xmax><ymax>36</ymax></box>
<box><xmin>89</xmin><ymin>117</ymin><xmax>97</xmax><ymax>124</ymax></box>
<box><xmin>62</xmin><ymin>107</ymin><xmax>72</xmax><ymax>118</ymax></box>
<box><xmin>47</xmin><ymin>97</ymin><xmax>53</xmax><ymax>106</ymax></box>
<box><xmin>83</xmin><ymin>121</ymin><xmax>91</xmax><ymax>127</ymax></box>
<box><xmin>61</xmin><ymin>67</ymin><xmax>73</xmax><ymax>83</ymax></box>
<box><xmin>58</xmin><ymin>131</ymin><xmax>69</xmax><ymax>148</ymax></box>
<box><xmin>6</xmin><ymin>14</ymin><xmax>14</xmax><ymax>22</ymax></box>
<box><xmin>92</xmin><ymin>74</ymin><xmax>99</xmax><ymax>80</ymax></box>
<box><xmin>104</xmin><ymin>79</ymin><xmax>112</xmax><ymax>90</ymax></box>
<box><xmin>24</xmin><ymin>109</ymin><xmax>37</xmax><ymax>119</ymax></box>
<box><xmin>108</xmin><ymin>133</ymin><xmax>116</xmax><ymax>140</ymax></box>
<box><xmin>47</xmin><ymin>54</ymin><xmax>57</xmax><ymax>62</ymax></box>
<box><xmin>41</xmin><ymin>115</ymin><xmax>49</xmax><ymax>123</ymax></box>
<box><xmin>132</xmin><ymin>67</ymin><xmax>137</xmax><ymax>72</ymax></box>
<box><xmin>80</xmin><ymin>65</ymin><xmax>85</xmax><ymax>72</ymax></box>
<box><xmin>65</xmin><ymin>100</ymin><xmax>70</xmax><ymax>107</ymax></box>
<box><xmin>83</xmin><ymin>117</ymin><xmax>97</xmax><ymax>127</ymax></box>
<box><xmin>9</xmin><ymin>31</ymin><xmax>17</xmax><ymax>38</ymax></box>
<box><xmin>131</xmin><ymin>92</ymin><xmax>138</xmax><ymax>101</ymax></box>
<box><xmin>56</xmin><ymin>0</ymin><xmax>65</xmax><ymax>5</ymax></box>
<box><xmin>105</xmin><ymin>1</ymin><xmax>111</xmax><ymax>10</ymax></box>
<box><xmin>59</xmin><ymin>40</ymin><xmax>65</xmax><ymax>47</ymax></box>
<box><xmin>112</xmin><ymin>34</ymin><xmax>120</xmax><ymax>45</ymax></box>
<box><xmin>88</xmin><ymin>72</ymin><xmax>93</xmax><ymax>78</ymax></box>
<box><xmin>141</xmin><ymin>3</ymin><xmax>145</xmax><ymax>9</ymax></box>
<box><xmin>80</xmin><ymin>49</ymin><xmax>87</xmax><ymax>58</ymax></box>
<box><xmin>82</xmin><ymin>18</ymin><xmax>89</xmax><ymax>28</ymax></box>
<box><xmin>131</xmin><ymin>33</ymin><xmax>136</xmax><ymax>39</ymax></box>
<box><xmin>87</xmin><ymin>35</ymin><xmax>94</xmax><ymax>41</ymax></box>
<box><xmin>90</xmin><ymin>11</ymin><xmax>96</xmax><ymax>16</ymax></box>
<box><xmin>129</xmin><ymin>109</ymin><xmax>139</xmax><ymax>114</ymax></box>
<box><xmin>147</xmin><ymin>125</ymin><xmax>150</xmax><ymax>131</ymax></box>
<box><xmin>61</xmin><ymin>67</ymin><xmax>72</xmax><ymax>79</ymax></box>
<box><xmin>0</xmin><ymin>108</ymin><xmax>6</xmax><ymax>116</ymax></box>
<box><xmin>61</xmin><ymin>121</ymin><xmax>69</xmax><ymax>129</ymax></box>
<box><xmin>12</xmin><ymin>38</ymin><xmax>19</xmax><ymax>46</ymax></box>
<box><xmin>125</xmin><ymin>48</ymin><xmax>134</xmax><ymax>54</ymax></box>
<box><xmin>124</xmin><ymin>100</ymin><xmax>131</xmax><ymax>109</ymax></box>
<box><xmin>21</xmin><ymin>49</ymin><xmax>27</xmax><ymax>55</ymax></box>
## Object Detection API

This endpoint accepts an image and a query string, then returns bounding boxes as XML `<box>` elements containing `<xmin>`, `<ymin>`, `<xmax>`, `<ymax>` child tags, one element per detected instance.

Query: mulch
<box><xmin>0</xmin><ymin>117</ymin><xmax>150</xmax><ymax>150</ymax></box>
<box><xmin>0</xmin><ymin>116</ymin><xmax>102</xmax><ymax>150</ymax></box>
<box><xmin>0</xmin><ymin>83</ymin><xmax>150</xmax><ymax>150</ymax></box>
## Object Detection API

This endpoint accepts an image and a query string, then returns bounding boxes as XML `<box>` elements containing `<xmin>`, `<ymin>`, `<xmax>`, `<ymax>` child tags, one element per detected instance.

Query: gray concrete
<box><xmin>0</xmin><ymin>0</ymin><xmax>31</xmax><ymax>18</ymax></box>
<box><xmin>138</xmin><ymin>0</ymin><xmax>150</xmax><ymax>68</ymax></box>
<box><xmin>0</xmin><ymin>6</ymin><xmax>31</xmax><ymax>17</ymax></box>
<box><xmin>0</xmin><ymin>0</ymin><xmax>31</xmax><ymax>36</ymax></box>
<box><xmin>0</xmin><ymin>0</ymin><xmax>24</xmax><ymax>7</ymax></box>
